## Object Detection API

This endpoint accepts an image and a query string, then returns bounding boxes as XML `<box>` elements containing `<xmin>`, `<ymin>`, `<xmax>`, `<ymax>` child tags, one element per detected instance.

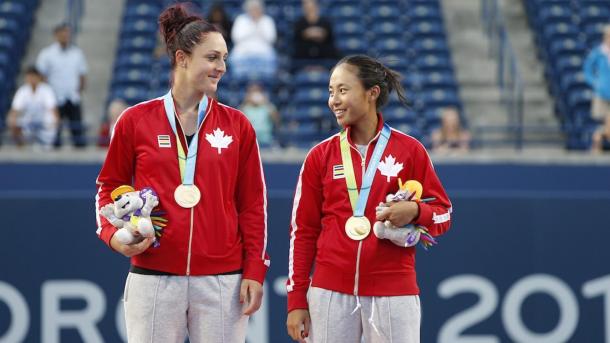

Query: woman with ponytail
<box><xmin>95</xmin><ymin>3</ymin><xmax>269</xmax><ymax>342</ymax></box>
<box><xmin>286</xmin><ymin>55</ymin><xmax>452</xmax><ymax>342</ymax></box>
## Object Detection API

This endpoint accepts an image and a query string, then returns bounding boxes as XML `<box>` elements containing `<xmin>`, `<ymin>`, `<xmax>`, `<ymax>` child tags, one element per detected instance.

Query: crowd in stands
<box><xmin>4</xmin><ymin>0</ymin><xmax>610</xmax><ymax>154</ymax></box>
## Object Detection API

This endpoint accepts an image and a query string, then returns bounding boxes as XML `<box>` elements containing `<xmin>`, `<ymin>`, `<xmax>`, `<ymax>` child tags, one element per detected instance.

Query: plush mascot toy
<box><xmin>373</xmin><ymin>179</ymin><xmax>437</xmax><ymax>249</ymax></box>
<box><xmin>100</xmin><ymin>185</ymin><xmax>167</xmax><ymax>247</ymax></box>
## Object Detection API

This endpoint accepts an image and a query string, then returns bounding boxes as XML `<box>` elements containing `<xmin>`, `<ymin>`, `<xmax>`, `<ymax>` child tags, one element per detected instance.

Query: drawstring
<box><xmin>368</xmin><ymin>297</ymin><xmax>380</xmax><ymax>336</ymax></box>
<box><xmin>351</xmin><ymin>296</ymin><xmax>362</xmax><ymax>315</ymax></box>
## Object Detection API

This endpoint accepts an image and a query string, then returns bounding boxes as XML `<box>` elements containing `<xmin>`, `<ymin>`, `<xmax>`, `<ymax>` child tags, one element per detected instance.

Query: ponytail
<box><xmin>333</xmin><ymin>55</ymin><xmax>410</xmax><ymax>109</ymax></box>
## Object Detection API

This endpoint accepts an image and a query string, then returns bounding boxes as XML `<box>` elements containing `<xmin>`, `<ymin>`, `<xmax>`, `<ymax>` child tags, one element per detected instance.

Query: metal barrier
<box><xmin>66</xmin><ymin>0</ymin><xmax>84</xmax><ymax>36</ymax></box>
<box><xmin>481</xmin><ymin>0</ymin><xmax>525</xmax><ymax>149</ymax></box>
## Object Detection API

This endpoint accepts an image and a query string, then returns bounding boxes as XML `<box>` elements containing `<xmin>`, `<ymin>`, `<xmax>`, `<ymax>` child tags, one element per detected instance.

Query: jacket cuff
<box><xmin>243</xmin><ymin>259</ymin><xmax>269</xmax><ymax>284</ymax></box>
<box><xmin>99</xmin><ymin>224</ymin><xmax>118</xmax><ymax>250</ymax></box>
<box><xmin>414</xmin><ymin>202</ymin><xmax>434</xmax><ymax>227</ymax></box>
<box><xmin>287</xmin><ymin>289</ymin><xmax>309</xmax><ymax>312</ymax></box>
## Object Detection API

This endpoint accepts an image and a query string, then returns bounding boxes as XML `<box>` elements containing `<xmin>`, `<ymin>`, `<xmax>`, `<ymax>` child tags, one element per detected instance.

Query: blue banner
<box><xmin>0</xmin><ymin>163</ymin><xmax>609</xmax><ymax>342</ymax></box>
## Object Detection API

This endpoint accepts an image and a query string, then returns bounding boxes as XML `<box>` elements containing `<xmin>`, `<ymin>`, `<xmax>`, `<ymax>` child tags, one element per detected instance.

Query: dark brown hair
<box><xmin>158</xmin><ymin>2</ymin><xmax>219</xmax><ymax>68</ymax></box>
<box><xmin>333</xmin><ymin>55</ymin><xmax>410</xmax><ymax>109</ymax></box>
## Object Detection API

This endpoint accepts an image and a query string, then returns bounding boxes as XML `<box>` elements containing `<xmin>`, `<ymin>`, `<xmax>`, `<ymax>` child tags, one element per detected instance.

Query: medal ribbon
<box><xmin>339</xmin><ymin>124</ymin><xmax>391</xmax><ymax>216</ymax></box>
<box><xmin>163</xmin><ymin>90</ymin><xmax>208</xmax><ymax>185</ymax></box>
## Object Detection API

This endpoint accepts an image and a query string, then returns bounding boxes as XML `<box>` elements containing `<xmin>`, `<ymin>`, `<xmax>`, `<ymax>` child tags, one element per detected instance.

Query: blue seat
<box><xmin>370</xmin><ymin>4</ymin><xmax>401</xmax><ymax>19</ymax></box>
<box><xmin>421</xmin><ymin>71</ymin><xmax>457</xmax><ymax>90</ymax></box>
<box><xmin>283</xmin><ymin>105</ymin><xmax>328</xmax><ymax>122</ymax></box>
<box><xmin>373</xmin><ymin>38</ymin><xmax>407</xmax><ymax>54</ymax></box>
<box><xmin>125</xmin><ymin>3</ymin><xmax>161</xmax><ymax>18</ymax></box>
<box><xmin>122</xmin><ymin>19</ymin><xmax>157</xmax><ymax>34</ymax></box>
<box><xmin>419</xmin><ymin>90</ymin><xmax>460</xmax><ymax>109</ymax></box>
<box><xmin>329</xmin><ymin>3</ymin><xmax>363</xmax><ymax>19</ymax></box>
<box><xmin>580</xmin><ymin>5</ymin><xmax>610</xmax><ymax>23</ymax></box>
<box><xmin>554</xmin><ymin>55</ymin><xmax>583</xmax><ymax>74</ymax></box>
<box><xmin>372</xmin><ymin>20</ymin><xmax>403</xmax><ymax>37</ymax></box>
<box><xmin>336</xmin><ymin>36</ymin><xmax>367</xmax><ymax>55</ymax></box>
<box><xmin>333</xmin><ymin>20</ymin><xmax>364</xmax><ymax>36</ymax></box>
<box><xmin>119</xmin><ymin>35</ymin><xmax>156</xmax><ymax>52</ymax></box>
<box><xmin>408</xmin><ymin>21</ymin><xmax>444</xmax><ymax>38</ymax></box>
<box><xmin>567</xmin><ymin>89</ymin><xmax>592</xmax><ymax>113</ymax></box>
<box><xmin>0</xmin><ymin>2</ymin><xmax>26</xmax><ymax>17</ymax></box>
<box><xmin>548</xmin><ymin>38</ymin><xmax>585</xmax><ymax>59</ymax></box>
<box><xmin>113</xmin><ymin>68</ymin><xmax>152</xmax><ymax>87</ymax></box>
<box><xmin>115</xmin><ymin>51</ymin><xmax>154</xmax><ymax>69</ymax></box>
<box><xmin>411</xmin><ymin>38</ymin><xmax>449</xmax><ymax>55</ymax></box>
<box><xmin>560</xmin><ymin>71</ymin><xmax>588</xmax><ymax>94</ymax></box>
<box><xmin>538</xmin><ymin>4</ymin><xmax>572</xmax><ymax>24</ymax></box>
<box><xmin>0</xmin><ymin>33</ymin><xmax>15</xmax><ymax>51</ymax></box>
<box><xmin>415</xmin><ymin>54</ymin><xmax>452</xmax><ymax>71</ymax></box>
<box><xmin>584</xmin><ymin>21</ymin><xmax>606</xmax><ymax>38</ymax></box>
<box><xmin>379</xmin><ymin>54</ymin><xmax>409</xmax><ymax>74</ymax></box>
<box><xmin>278</xmin><ymin>122</ymin><xmax>328</xmax><ymax>148</ymax></box>
<box><xmin>407</xmin><ymin>5</ymin><xmax>441</xmax><ymax>20</ymax></box>
<box><xmin>543</xmin><ymin>22</ymin><xmax>578</xmax><ymax>41</ymax></box>
<box><xmin>294</xmin><ymin>87</ymin><xmax>327</xmax><ymax>105</ymax></box>
<box><xmin>383</xmin><ymin>106</ymin><xmax>417</xmax><ymax>124</ymax></box>
<box><xmin>112</xmin><ymin>86</ymin><xmax>149</xmax><ymax>105</ymax></box>
<box><xmin>294</xmin><ymin>70</ymin><xmax>330</xmax><ymax>86</ymax></box>
<box><xmin>0</xmin><ymin>18</ymin><xmax>18</xmax><ymax>35</ymax></box>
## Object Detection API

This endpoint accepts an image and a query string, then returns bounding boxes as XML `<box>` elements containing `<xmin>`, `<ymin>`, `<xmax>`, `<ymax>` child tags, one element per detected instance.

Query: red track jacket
<box><xmin>95</xmin><ymin>96</ymin><xmax>269</xmax><ymax>283</ymax></box>
<box><xmin>287</xmin><ymin>115</ymin><xmax>452</xmax><ymax>311</ymax></box>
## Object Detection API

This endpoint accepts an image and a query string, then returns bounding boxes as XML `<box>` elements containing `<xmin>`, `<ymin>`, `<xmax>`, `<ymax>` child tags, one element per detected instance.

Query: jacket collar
<box><xmin>344</xmin><ymin>112</ymin><xmax>386</xmax><ymax>147</ymax></box>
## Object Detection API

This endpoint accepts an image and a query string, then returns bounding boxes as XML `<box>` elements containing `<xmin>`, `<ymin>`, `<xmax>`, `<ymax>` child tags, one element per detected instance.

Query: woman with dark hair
<box><xmin>286</xmin><ymin>55</ymin><xmax>452</xmax><ymax>342</ymax></box>
<box><xmin>95</xmin><ymin>3</ymin><xmax>269</xmax><ymax>342</ymax></box>
<box><xmin>207</xmin><ymin>2</ymin><xmax>233</xmax><ymax>47</ymax></box>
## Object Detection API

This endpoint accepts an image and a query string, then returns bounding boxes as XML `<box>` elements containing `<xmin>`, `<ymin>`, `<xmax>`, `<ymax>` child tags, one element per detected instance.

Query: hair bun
<box><xmin>158</xmin><ymin>3</ymin><xmax>200</xmax><ymax>44</ymax></box>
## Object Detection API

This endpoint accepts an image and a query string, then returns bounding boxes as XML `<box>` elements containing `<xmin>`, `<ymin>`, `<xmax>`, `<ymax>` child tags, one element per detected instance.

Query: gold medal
<box><xmin>345</xmin><ymin>216</ymin><xmax>371</xmax><ymax>240</ymax></box>
<box><xmin>174</xmin><ymin>184</ymin><xmax>201</xmax><ymax>208</ymax></box>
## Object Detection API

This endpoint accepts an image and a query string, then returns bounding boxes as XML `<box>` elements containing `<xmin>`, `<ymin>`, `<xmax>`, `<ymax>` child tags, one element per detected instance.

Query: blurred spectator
<box><xmin>430</xmin><ymin>107</ymin><xmax>471</xmax><ymax>153</ymax></box>
<box><xmin>292</xmin><ymin>0</ymin><xmax>338</xmax><ymax>70</ymax></box>
<box><xmin>208</xmin><ymin>2</ymin><xmax>233</xmax><ymax>47</ymax></box>
<box><xmin>230</xmin><ymin>0</ymin><xmax>277</xmax><ymax>80</ymax></box>
<box><xmin>5</xmin><ymin>66</ymin><xmax>59</xmax><ymax>150</ymax></box>
<box><xmin>584</xmin><ymin>24</ymin><xmax>610</xmax><ymax>122</ymax></box>
<box><xmin>97</xmin><ymin>98</ymin><xmax>129</xmax><ymax>147</ymax></box>
<box><xmin>591</xmin><ymin>112</ymin><xmax>610</xmax><ymax>153</ymax></box>
<box><xmin>239</xmin><ymin>83</ymin><xmax>280</xmax><ymax>146</ymax></box>
<box><xmin>153</xmin><ymin>31</ymin><xmax>167</xmax><ymax>60</ymax></box>
<box><xmin>36</xmin><ymin>22</ymin><xmax>88</xmax><ymax>148</ymax></box>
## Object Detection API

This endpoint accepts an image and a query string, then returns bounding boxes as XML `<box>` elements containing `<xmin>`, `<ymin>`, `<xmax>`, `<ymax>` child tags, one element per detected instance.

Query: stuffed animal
<box><xmin>100</xmin><ymin>185</ymin><xmax>166</xmax><ymax>246</ymax></box>
<box><xmin>373</xmin><ymin>179</ymin><xmax>437</xmax><ymax>249</ymax></box>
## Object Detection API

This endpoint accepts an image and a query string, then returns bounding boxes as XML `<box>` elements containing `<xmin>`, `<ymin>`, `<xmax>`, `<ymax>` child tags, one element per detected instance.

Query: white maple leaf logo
<box><xmin>206</xmin><ymin>128</ymin><xmax>233</xmax><ymax>154</ymax></box>
<box><xmin>378</xmin><ymin>155</ymin><xmax>403</xmax><ymax>182</ymax></box>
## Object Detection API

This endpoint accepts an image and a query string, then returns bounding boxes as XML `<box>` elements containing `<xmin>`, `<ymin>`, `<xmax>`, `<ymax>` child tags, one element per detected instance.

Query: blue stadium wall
<box><xmin>0</xmin><ymin>162</ymin><xmax>609</xmax><ymax>343</ymax></box>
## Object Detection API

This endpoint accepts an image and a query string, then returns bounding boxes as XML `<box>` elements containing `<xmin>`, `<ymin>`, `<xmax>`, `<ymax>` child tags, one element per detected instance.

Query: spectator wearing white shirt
<box><xmin>36</xmin><ymin>23</ymin><xmax>88</xmax><ymax>148</ymax></box>
<box><xmin>229</xmin><ymin>0</ymin><xmax>277</xmax><ymax>80</ymax></box>
<box><xmin>6</xmin><ymin>66</ymin><xmax>59</xmax><ymax>150</ymax></box>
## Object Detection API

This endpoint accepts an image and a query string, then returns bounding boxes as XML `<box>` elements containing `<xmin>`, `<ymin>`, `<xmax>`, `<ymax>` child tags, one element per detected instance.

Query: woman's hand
<box><xmin>241</xmin><ymin>279</ymin><xmax>263</xmax><ymax>315</ymax></box>
<box><xmin>376</xmin><ymin>201</ymin><xmax>420</xmax><ymax>227</ymax></box>
<box><xmin>110</xmin><ymin>235</ymin><xmax>154</xmax><ymax>257</ymax></box>
<box><xmin>286</xmin><ymin>309</ymin><xmax>311</xmax><ymax>342</ymax></box>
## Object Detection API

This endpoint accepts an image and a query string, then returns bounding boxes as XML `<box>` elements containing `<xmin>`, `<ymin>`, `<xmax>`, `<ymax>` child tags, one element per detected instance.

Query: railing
<box><xmin>66</xmin><ymin>0</ymin><xmax>84</xmax><ymax>37</ymax></box>
<box><xmin>481</xmin><ymin>0</ymin><xmax>525</xmax><ymax>149</ymax></box>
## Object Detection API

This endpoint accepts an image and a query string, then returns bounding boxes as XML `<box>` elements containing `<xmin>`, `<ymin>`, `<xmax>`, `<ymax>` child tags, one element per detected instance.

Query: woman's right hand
<box><xmin>286</xmin><ymin>309</ymin><xmax>311</xmax><ymax>342</ymax></box>
<box><xmin>110</xmin><ymin>235</ymin><xmax>154</xmax><ymax>257</ymax></box>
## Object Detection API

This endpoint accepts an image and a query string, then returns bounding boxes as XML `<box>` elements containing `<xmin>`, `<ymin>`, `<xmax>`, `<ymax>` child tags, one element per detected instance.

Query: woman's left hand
<box><xmin>240</xmin><ymin>279</ymin><xmax>263</xmax><ymax>315</ymax></box>
<box><xmin>376</xmin><ymin>201</ymin><xmax>420</xmax><ymax>227</ymax></box>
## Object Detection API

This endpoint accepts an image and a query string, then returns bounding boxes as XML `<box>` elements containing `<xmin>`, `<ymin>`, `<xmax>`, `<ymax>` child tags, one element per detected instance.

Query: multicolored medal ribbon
<box><xmin>340</xmin><ymin>124</ymin><xmax>391</xmax><ymax>240</ymax></box>
<box><xmin>163</xmin><ymin>91</ymin><xmax>208</xmax><ymax>208</ymax></box>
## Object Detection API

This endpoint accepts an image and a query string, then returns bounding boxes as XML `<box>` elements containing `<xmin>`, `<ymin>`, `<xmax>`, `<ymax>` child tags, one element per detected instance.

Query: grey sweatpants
<box><xmin>123</xmin><ymin>272</ymin><xmax>248</xmax><ymax>343</ymax></box>
<box><xmin>307</xmin><ymin>287</ymin><xmax>421</xmax><ymax>343</ymax></box>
